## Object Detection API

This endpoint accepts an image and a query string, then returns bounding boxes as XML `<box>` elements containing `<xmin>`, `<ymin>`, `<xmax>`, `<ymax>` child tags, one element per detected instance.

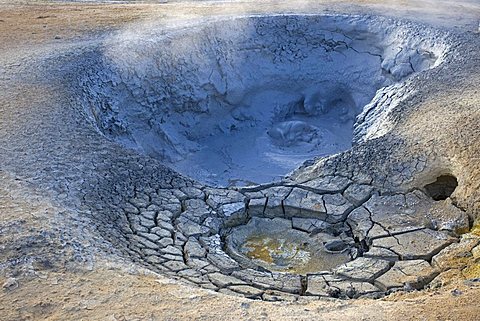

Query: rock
<box><xmin>156</xmin><ymin>210</ymin><xmax>173</xmax><ymax>222</ymax></box>
<box><xmin>426</xmin><ymin>199</ymin><xmax>470</xmax><ymax>235</ymax></box>
<box><xmin>300</xmin><ymin>176</ymin><xmax>351</xmax><ymax>193</ymax></box>
<box><xmin>138</xmin><ymin>232</ymin><xmax>160</xmax><ymax>243</ymax></box>
<box><xmin>283</xmin><ymin>188</ymin><xmax>326</xmax><ymax>218</ymax></box>
<box><xmin>374</xmin><ymin>260</ymin><xmax>438</xmax><ymax>291</ymax></box>
<box><xmin>429</xmin><ymin>269</ymin><xmax>463</xmax><ymax>289</ymax></box>
<box><xmin>162</xmin><ymin>254</ymin><xmax>183</xmax><ymax>261</ymax></box>
<box><xmin>324</xmin><ymin>239</ymin><xmax>349</xmax><ymax>253</ymax></box>
<box><xmin>473</xmin><ymin>244</ymin><xmax>480</xmax><ymax>259</ymax></box>
<box><xmin>205</xmin><ymin>188</ymin><xmax>245</xmax><ymax>208</ymax></box>
<box><xmin>203</xmin><ymin>217</ymin><xmax>222</xmax><ymax>233</ymax></box>
<box><xmin>180</xmin><ymin>186</ymin><xmax>204</xmax><ymax>199</ymax></box>
<box><xmin>2</xmin><ymin>278</ymin><xmax>18</xmax><ymax>290</ymax></box>
<box><xmin>187</xmin><ymin>258</ymin><xmax>210</xmax><ymax>270</ymax></box>
<box><xmin>364</xmin><ymin>247</ymin><xmax>399</xmax><ymax>261</ymax></box>
<box><xmin>343</xmin><ymin>184</ymin><xmax>374</xmax><ymax>206</ymax></box>
<box><xmin>451</xmin><ymin>289</ymin><xmax>463</xmax><ymax>296</ymax></box>
<box><xmin>305</xmin><ymin>275</ymin><xmax>330</xmax><ymax>296</ymax></box>
<box><xmin>161</xmin><ymin>245</ymin><xmax>183</xmax><ymax>256</ymax></box>
<box><xmin>163</xmin><ymin>260</ymin><xmax>189</xmax><ymax>272</ymax></box>
<box><xmin>184</xmin><ymin>238</ymin><xmax>207</xmax><ymax>258</ymax></box>
<box><xmin>176</xmin><ymin>216</ymin><xmax>210</xmax><ymax>237</ymax></box>
<box><xmin>262</xmin><ymin>187</ymin><xmax>292</xmax><ymax>217</ymax></box>
<box><xmin>158</xmin><ymin>237</ymin><xmax>174</xmax><ymax>247</ymax></box>
<box><xmin>152</xmin><ymin>227</ymin><xmax>172</xmax><ymax>238</ymax></box>
<box><xmin>228</xmin><ymin>285</ymin><xmax>264</xmax><ymax>297</ymax></box>
<box><xmin>220</xmin><ymin>202</ymin><xmax>247</xmax><ymax>227</ymax></box>
<box><xmin>207</xmin><ymin>252</ymin><xmax>240</xmax><ymax>273</ymax></box>
<box><xmin>132</xmin><ymin>235</ymin><xmax>159</xmax><ymax>250</ymax></box>
<box><xmin>334</xmin><ymin>257</ymin><xmax>391</xmax><ymax>282</ymax></box>
<box><xmin>431</xmin><ymin>238</ymin><xmax>480</xmax><ymax>270</ymax></box>
<box><xmin>346</xmin><ymin>206</ymin><xmax>373</xmax><ymax>240</ymax></box>
<box><xmin>291</xmin><ymin>217</ymin><xmax>330</xmax><ymax>233</ymax></box>
<box><xmin>247</xmin><ymin>198</ymin><xmax>267</xmax><ymax>216</ymax></box>
<box><xmin>146</xmin><ymin>255</ymin><xmax>165</xmax><ymax>264</ymax></box>
<box><xmin>372</xmin><ymin>229</ymin><xmax>456</xmax><ymax>260</ymax></box>
<box><xmin>262</xmin><ymin>290</ymin><xmax>298</xmax><ymax>302</ymax></box>
<box><xmin>329</xmin><ymin>281</ymin><xmax>380</xmax><ymax>298</ymax></box>
<box><xmin>182</xmin><ymin>199</ymin><xmax>212</xmax><ymax>223</ymax></box>
<box><xmin>363</xmin><ymin>193</ymin><xmax>431</xmax><ymax>236</ymax></box>
<box><xmin>232</xmin><ymin>269</ymin><xmax>301</xmax><ymax>294</ymax></box>
<box><xmin>207</xmin><ymin>273</ymin><xmax>246</xmax><ymax>287</ymax></box>
<box><xmin>323</xmin><ymin>194</ymin><xmax>354</xmax><ymax>223</ymax></box>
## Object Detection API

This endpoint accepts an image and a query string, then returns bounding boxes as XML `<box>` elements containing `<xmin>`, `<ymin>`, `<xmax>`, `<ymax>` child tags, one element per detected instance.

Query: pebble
<box><xmin>2</xmin><ymin>278</ymin><xmax>18</xmax><ymax>290</ymax></box>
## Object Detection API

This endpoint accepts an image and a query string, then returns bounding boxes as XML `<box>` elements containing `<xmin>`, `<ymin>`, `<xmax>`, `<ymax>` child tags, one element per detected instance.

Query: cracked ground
<box><xmin>1</xmin><ymin>1</ymin><xmax>480</xmax><ymax>320</ymax></box>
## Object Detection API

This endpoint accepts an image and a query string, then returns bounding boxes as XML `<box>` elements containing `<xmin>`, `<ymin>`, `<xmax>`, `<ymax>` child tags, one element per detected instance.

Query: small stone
<box><xmin>207</xmin><ymin>253</ymin><xmax>239</xmax><ymax>273</ymax></box>
<box><xmin>283</xmin><ymin>188</ymin><xmax>326</xmax><ymax>218</ymax></box>
<box><xmin>248</xmin><ymin>197</ymin><xmax>267</xmax><ymax>216</ymax></box>
<box><xmin>343</xmin><ymin>184</ymin><xmax>374</xmax><ymax>206</ymax></box>
<box><xmin>329</xmin><ymin>281</ymin><xmax>380</xmax><ymax>298</ymax></box>
<box><xmin>146</xmin><ymin>256</ymin><xmax>164</xmax><ymax>264</ymax></box>
<box><xmin>364</xmin><ymin>247</ymin><xmax>399</xmax><ymax>261</ymax></box>
<box><xmin>220</xmin><ymin>202</ymin><xmax>247</xmax><ymax>227</ymax></box>
<box><xmin>185</xmin><ymin>238</ymin><xmax>207</xmax><ymax>258</ymax></box>
<box><xmin>334</xmin><ymin>257</ymin><xmax>391</xmax><ymax>282</ymax></box>
<box><xmin>161</xmin><ymin>245</ymin><xmax>183</xmax><ymax>256</ymax></box>
<box><xmin>292</xmin><ymin>217</ymin><xmax>330</xmax><ymax>233</ymax></box>
<box><xmin>138</xmin><ymin>232</ymin><xmax>160</xmax><ymax>243</ymax></box>
<box><xmin>451</xmin><ymin>289</ymin><xmax>463</xmax><ymax>296</ymax></box>
<box><xmin>324</xmin><ymin>239</ymin><xmax>348</xmax><ymax>253</ymax></box>
<box><xmin>163</xmin><ymin>260</ymin><xmax>188</xmax><ymax>272</ymax></box>
<box><xmin>152</xmin><ymin>227</ymin><xmax>171</xmax><ymax>238</ymax></box>
<box><xmin>323</xmin><ymin>194</ymin><xmax>354</xmax><ymax>223</ymax></box>
<box><xmin>162</xmin><ymin>254</ymin><xmax>183</xmax><ymax>261</ymax></box>
<box><xmin>228</xmin><ymin>285</ymin><xmax>264</xmax><ymax>297</ymax></box>
<box><xmin>306</xmin><ymin>275</ymin><xmax>329</xmax><ymax>296</ymax></box>
<box><xmin>374</xmin><ymin>260</ymin><xmax>438</xmax><ymax>291</ymax></box>
<box><xmin>187</xmin><ymin>258</ymin><xmax>210</xmax><ymax>270</ymax></box>
<box><xmin>372</xmin><ymin>229</ymin><xmax>456</xmax><ymax>261</ymax></box>
<box><xmin>2</xmin><ymin>278</ymin><xmax>18</xmax><ymax>290</ymax></box>
<box><xmin>158</xmin><ymin>237</ymin><xmax>174</xmax><ymax>247</ymax></box>
<box><xmin>346</xmin><ymin>206</ymin><xmax>374</xmax><ymax>240</ymax></box>
<box><xmin>432</xmin><ymin>238</ymin><xmax>480</xmax><ymax>270</ymax></box>
<box><xmin>177</xmin><ymin>217</ymin><xmax>210</xmax><ymax>237</ymax></box>
<box><xmin>208</xmin><ymin>273</ymin><xmax>245</xmax><ymax>287</ymax></box>
<box><xmin>300</xmin><ymin>176</ymin><xmax>351</xmax><ymax>193</ymax></box>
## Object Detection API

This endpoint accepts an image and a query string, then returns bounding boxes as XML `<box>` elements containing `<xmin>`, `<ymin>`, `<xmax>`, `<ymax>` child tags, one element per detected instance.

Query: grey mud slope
<box><xmin>79</xmin><ymin>15</ymin><xmax>447</xmax><ymax>187</ymax></box>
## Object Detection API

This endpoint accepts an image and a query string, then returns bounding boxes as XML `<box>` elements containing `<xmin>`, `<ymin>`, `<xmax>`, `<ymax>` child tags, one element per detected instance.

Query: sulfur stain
<box><xmin>462</xmin><ymin>263</ymin><xmax>480</xmax><ymax>279</ymax></box>
<box><xmin>240</xmin><ymin>233</ymin><xmax>349</xmax><ymax>274</ymax></box>
<box><xmin>243</xmin><ymin>235</ymin><xmax>308</xmax><ymax>267</ymax></box>
<box><xmin>470</xmin><ymin>220</ymin><xmax>480</xmax><ymax>237</ymax></box>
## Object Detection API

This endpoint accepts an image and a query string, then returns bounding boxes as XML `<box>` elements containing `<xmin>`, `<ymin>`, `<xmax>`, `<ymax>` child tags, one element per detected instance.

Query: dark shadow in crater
<box><xmin>424</xmin><ymin>174</ymin><xmax>458</xmax><ymax>201</ymax></box>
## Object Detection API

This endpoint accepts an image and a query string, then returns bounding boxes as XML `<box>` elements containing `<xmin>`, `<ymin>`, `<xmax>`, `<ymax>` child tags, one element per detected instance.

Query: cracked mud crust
<box><xmin>1</xmin><ymin>1</ymin><xmax>480</xmax><ymax>320</ymax></box>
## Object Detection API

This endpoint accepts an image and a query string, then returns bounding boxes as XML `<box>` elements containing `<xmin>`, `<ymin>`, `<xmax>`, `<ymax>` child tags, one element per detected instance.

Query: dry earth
<box><xmin>1</xmin><ymin>1</ymin><xmax>480</xmax><ymax>320</ymax></box>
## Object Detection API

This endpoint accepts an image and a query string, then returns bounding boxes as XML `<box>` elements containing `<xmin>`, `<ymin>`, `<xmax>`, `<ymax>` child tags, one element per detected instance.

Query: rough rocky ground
<box><xmin>1</xmin><ymin>1</ymin><xmax>480</xmax><ymax>320</ymax></box>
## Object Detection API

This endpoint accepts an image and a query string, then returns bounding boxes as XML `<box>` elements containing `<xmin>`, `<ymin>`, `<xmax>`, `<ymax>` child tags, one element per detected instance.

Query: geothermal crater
<box><xmin>73</xmin><ymin>15</ymin><xmax>473</xmax><ymax>301</ymax></box>
<box><xmin>81</xmin><ymin>15</ymin><xmax>446</xmax><ymax>187</ymax></box>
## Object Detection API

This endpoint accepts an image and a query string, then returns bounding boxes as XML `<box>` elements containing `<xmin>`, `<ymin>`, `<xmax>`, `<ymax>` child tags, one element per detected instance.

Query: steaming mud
<box><xmin>80</xmin><ymin>15</ymin><xmax>447</xmax><ymax>186</ymax></box>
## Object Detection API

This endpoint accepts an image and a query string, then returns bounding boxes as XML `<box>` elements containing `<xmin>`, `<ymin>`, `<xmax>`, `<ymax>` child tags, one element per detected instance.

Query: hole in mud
<box><xmin>225</xmin><ymin>217</ymin><xmax>354</xmax><ymax>274</ymax></box>
<box><xmin>424</xmin><ymin>175</ymin><xmax>458</xmax><ymax>201</ymax></box>
<box><xmin>80</xmin><ymin>15</ymin><xmax>447</xmax><ymax>187</ymax></box>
